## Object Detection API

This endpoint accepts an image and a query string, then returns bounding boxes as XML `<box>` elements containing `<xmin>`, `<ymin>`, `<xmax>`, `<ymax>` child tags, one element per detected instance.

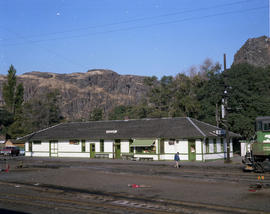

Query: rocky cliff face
<box><xmin>233</xmin><ymin>36</ymin><xmax>270</xmax><ymax>67</ymax></box>
<box><xmin>0</xmin><ymin>69</ymin><xmax>148</xmax><ymax>120</ymax></box>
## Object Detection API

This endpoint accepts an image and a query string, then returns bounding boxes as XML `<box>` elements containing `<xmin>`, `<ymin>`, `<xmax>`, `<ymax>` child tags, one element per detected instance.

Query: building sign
<box><xmin>106</xmin><ymin>130</ymin><xmax>117</xmax><ymax>134</ymax></box>
<box><xmin>215</xmin><ymin>130</ymin><xmax>226</xmax><ymax>136</ymax></box>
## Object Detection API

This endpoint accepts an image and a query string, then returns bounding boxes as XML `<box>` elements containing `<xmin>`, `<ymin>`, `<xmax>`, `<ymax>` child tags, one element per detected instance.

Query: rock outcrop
<box><xmin>233</xmin><ymin>36</ymin><xmax>270</xmax><ymax>67</ymax></box>
<box><xmin>0</xmin><ymin>69</ymin><xmax>148</xmax><ymax>120</ymax></box>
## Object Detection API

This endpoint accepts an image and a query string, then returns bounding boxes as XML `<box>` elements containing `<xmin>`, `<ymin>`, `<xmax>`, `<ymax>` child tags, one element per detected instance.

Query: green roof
<box><xmin>130</xmin><ymin>139</ymin><xmax>155</xmax><ymax>147</ymax></box>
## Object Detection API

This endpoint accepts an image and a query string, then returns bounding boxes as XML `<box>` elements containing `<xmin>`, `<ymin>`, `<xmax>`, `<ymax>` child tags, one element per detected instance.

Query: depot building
<box><xmin>19</xmin><ymin>117</ymin><xmax>237</xmax><ymax>161</ymax></box>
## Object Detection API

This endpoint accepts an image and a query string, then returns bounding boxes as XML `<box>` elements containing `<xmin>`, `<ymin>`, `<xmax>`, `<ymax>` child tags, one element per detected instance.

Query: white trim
<box><xmin>187</xmin><ymin>117</ymin><xmax>206</xmax><ymax>137</ymax></box>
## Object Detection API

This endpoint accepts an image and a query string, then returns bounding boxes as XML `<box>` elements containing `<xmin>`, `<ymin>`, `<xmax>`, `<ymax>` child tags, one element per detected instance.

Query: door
<box><xmin>90</xmin><ymin>144</ymin><xmax>95</xmax><ymax>158</ymax></box>
<box><xmin>160</xmin><ymin>140</ymin><xmax>164</xmax><ymax>154</ymax></box>
<box><xmin>188</xmin><ymin>140</ymin><xmax>196</xmax><ymax>161</ymax></box>
<box><xmin>50</xmin><ymin>141</ymin><xmax>58</xmax><ymax>157</ymax></box>
<box><xmin>115</xmin><ymin>144</ymin><xmax>121</xmax><ymax>159</ymax></box>
<box><xmin>29</xmin><ymin>142</ymin><xmax>32</xmax><ymax>152</ymax></box>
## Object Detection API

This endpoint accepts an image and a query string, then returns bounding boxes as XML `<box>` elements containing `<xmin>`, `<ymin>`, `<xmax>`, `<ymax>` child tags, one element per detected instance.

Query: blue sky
<box><xmin>0</xmin><ymin>0</ymin><xmax>269</xmax><ymax>78</ymax></box>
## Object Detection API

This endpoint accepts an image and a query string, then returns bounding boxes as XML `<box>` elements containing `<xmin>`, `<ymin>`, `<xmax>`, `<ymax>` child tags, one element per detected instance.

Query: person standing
<box><xmin>174</xmin><ymin>152</ymin><xmax>180</xmax><ymax>168</ymax></box>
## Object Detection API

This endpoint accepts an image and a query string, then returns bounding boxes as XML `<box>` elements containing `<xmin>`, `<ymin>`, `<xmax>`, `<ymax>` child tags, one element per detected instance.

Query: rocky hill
<box><xmin>0</xmin><ymin>69</ymin><xmax>148</xmax><ymax>120</ymax></box>
<box><xmin>233</xmin><ymin>36</ymin><xmax>270</xmax><ymax>67</ymax></box>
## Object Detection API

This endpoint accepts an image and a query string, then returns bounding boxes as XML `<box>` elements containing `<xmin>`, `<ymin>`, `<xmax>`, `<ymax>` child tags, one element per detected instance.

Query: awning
<box><xmin>130</xmin><ymin>139</ymin><xmax>155</xmax><ymax>147</ymax></box>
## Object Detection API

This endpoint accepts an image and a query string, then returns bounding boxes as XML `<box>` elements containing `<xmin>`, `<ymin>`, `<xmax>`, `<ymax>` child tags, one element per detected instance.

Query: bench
<box><xmin>139</xmin><ymin>157</ymin><xmax>154</xmax><ymax>161</ymax></box>
<box><xmin>95</xmin><ymin>153</ymin><xmax>109</xmax><ymax>159</ymax></box>
<box><xmin>121</xmin><ymin>153</ymin><xmax>134</xmax><ymax>160</ymax></box>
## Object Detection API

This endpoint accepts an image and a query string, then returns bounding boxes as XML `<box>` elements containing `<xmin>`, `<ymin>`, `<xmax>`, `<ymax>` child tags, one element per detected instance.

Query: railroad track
<box><xmin>0</xmin><ymin>180</ymin><xmax>269</xmax><ymax>214</ymax></box>
<box><xmin>167</xmin><ymin>169</ymin><xmax>270</xmax><ymax>183</ymax></box>
<box><xmin>6</xmin><ymin>164</ymin><xmax>270</xmax><ymax>186</ymax></box>
<box><xmin>71</xmin><ymin>164</ymin><xmax>270</xmax><ymax>184</ymax></box>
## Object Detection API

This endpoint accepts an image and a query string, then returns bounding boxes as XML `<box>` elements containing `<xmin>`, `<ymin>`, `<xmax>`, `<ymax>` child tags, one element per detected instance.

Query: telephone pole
<box><xmin>223</xmin><ymin>54</ymin><xmax>231</xmax><ymax>162</ymax></box>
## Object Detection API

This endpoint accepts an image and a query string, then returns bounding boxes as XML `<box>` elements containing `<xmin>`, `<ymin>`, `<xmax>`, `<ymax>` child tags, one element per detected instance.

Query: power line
<box><xmin>0</xmin><ymin>0</ymin><xmax>261</xmax><ymax>42</ymax></box>
<box><xmin>2</xmin><ymin>5</ymin><xmax>268</xmax><ymax>47</ymax></box>
<box><xmin>1</xmin><ymin>27</ymin><xmax>89</xmax><ymax>71</ymax></box>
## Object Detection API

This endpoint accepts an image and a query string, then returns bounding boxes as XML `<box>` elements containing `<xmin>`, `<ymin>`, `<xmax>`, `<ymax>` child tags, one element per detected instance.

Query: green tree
<box><xmin>143</xmin><ymin>75</ymin><xmax>174</xmax><ymax>118</ymax></box>
<box><xmin>2</xmin><ymin>65</ymin><xmax>25</xmax><ymax>138</ymax></box>
<box><xmin>0</xmin><ymin>108</ymin><xmax>14</xmax><ymax>136</ymax></box>
<box><xmin>196</xmin><ymin>61</ymin><xmax>223</xmax><ymax>125</ymax></box>
<box><xmin>89</xmin><ymin>108</ymin><xmax>104</xmax><ymax>121</ymax></box>
<box><xmin>46</xmin><ymin>91</ymin><xmax>63</xmax><ymax>126</ymax></box>
<box><xmin>108</xmin><ymin>105</ymin><xmax>131</xmax><ymax>120</ymax></box>
<box><xmin>14</xmin><ymin>83</ymin><xmax>24</xmax><ymax>115</ymax></box>
<box><xmin>105</xmin><ymin>61</ymin><xmax>270</xmax><ymax>141</ymax></box>
<box><xmin>225</xmin><ymin>64</ymin><xmax>270</xmax><ymax>139</ymax></box>
<box><xmin>21</xmin><ymin>90</ymin><xmax>64</xmax><ymax>134</ymax></box>
<box><xmin>3</xmin><ymin>65</ymin><xmax>17</xmax><ymax>114</ymax></box>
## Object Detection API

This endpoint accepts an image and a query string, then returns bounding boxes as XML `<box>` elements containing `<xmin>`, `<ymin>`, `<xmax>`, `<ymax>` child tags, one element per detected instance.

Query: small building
<box><xmin>0</xmin><ymin>135</ymin><xmax>5</xmax><ymax>149</ymax></box>
<box><xmin>19</xmin><ymin>117</ymin><xmax>238</xmax><ymax>161</ymax></box>
<box><xmin>5</xmin><ymin>139</ymin><xmax>16</xmax><ymax>147</ymax></box>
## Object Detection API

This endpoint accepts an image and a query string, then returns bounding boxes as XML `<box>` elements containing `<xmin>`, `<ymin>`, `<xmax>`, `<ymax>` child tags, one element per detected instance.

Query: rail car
<box><xmin>242</xmin><ymin>116</ymin><xmax>270</xmax><ymax>172</ymax></box>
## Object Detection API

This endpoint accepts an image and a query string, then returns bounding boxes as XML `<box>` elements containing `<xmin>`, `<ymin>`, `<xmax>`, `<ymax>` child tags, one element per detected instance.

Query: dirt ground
<box><xmin>0</xmin><ymin>156</ymin><xmax>270</xmax><ymax>213</ymax></box>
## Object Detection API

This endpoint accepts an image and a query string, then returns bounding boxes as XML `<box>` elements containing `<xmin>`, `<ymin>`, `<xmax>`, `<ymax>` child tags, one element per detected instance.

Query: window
<box><xmin>134</xmin><ymin>146</ymin><xmax>155</xmax><ymax>154</ymax></box>
<box><xmin>129</xmin><ymin>139</ymin><xmax>134</xmax><ymax>153</ymax></box>
<box><xmin>257</xmin><ymin>121</ymin><xmax>262</xmax><ymax>131</ymax></box>
<box><xmin>263</xmin><ymin>122</ymin><xmax>270</xmax><ymax>131</ymax></box>
<box><xmin>168</xmin><ymin>139</ymin><xmax>175</xmax><ymax>145</ymax></box>
<box><xmin>69</xmin><ymin>139</ymin><xmax>79</xmax><ymax>145</ymax></box>
<box><xmin>100</xmin><ymin>140</ymin><xmax>104</xmax><ymax>152</ymax></box>
<box><xmin>81</xmin><ymin>140</ymin><xmax>85</xmax><ymax>152</ymax></box>
<box><xmin>205</xmin><ymin>138</ymin><xmax>209</xmax><ymax>153</ymax></box>
<box><xmin>213</xmin><ymin>139</ymin><xmax>217</xmax><ymax>153</ymax></box>
<box><xmin>220</xmin><ymin>138</ymin><xmax>224</xmax><ymax>152</ymax></box>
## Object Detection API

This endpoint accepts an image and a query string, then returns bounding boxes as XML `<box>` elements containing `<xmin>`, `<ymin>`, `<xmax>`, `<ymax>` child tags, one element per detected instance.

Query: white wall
<box><xmin>160</xmin><ymin>154</ymin><xmax>189</xmax><ymax>161</ymax></box>
<box><xmin>58</xmin><ymin>141</ymin><xmax>81</xmax><ymax>152</ymax></box>
<box><xmin>95</xmin><ymin>142</ymin><xmax>100</xmax><ymax>152</ymax></box>
<box><xmin>164</xmin><ymin>139</ymin><xmax>188</xmax><ymax>154</ymax></box>
<box><xmin>121</xmin><ymin>140</ymin><xmax>129</xmax><ymax>153</ymax></box>
<box><xmin>31</xmin><ymin>152</ymin><xmax>50</xmax><ymax>157</ymax></box>
<box><xmin>160</xmin><ymin>154</ymin><xmax>174</xmax><ymax>160</ymax></box>
<box><xmin>196</xmin><ymin>155</ymin><xmax>203</xmax><ymax>161</ymax></box>
<box><xmin>155</xmin><ymin>139</ymin><xmax>159</xmax><ymax>154</ymax></box>
<box><xmin>195</xmin><ymin>139</ymin><xmax>202</xmax><ymax>153</ymax></box>
<box><xmin>134</xmin><ymin>154</ymin><xmax>158</xmax><ymax>160</ymax></box>
<box><xmin>209</xmin><ymin>139</ymin><xmax>214</xmax><ymax>153</ymax></box>
<box><xmin>85</xmin><ymin>142</ymin><xmax>90</xmax><ymax>152</ymax></box>
<box><xmin>58</xmin><ymin>153</ymin><xmax>90</xmax><ymax>158</ymax></box>
<box><xmin>216</xmin><ymin>138</ymin><xmax>221</xmax><ymax>152</ymax></box>
<box><xmin>179</xmin><ymin>140</ymin><xmax>188</xmax><ymax>153</ymax></box>
<box><xmin>164</xmin><ymin>140</ymin><xmax>176</xmax><ymax>153</ymax></box>
<box><xmin>25</xmin><ymin>142</ymin><xmax>29</xmax><ymax>152</ymax></box>
<box><xmin>104</xmin><ymin>140</ymin><xmax>113</xmax><ymax>153</ymax></box>
<box><xmin>33</xmin><ymin>141</ymin><xmax>49</xmax><ymax>152</ymax></box>
<box><xmin>204</xmin><ymin>153</ymin><xmax>225</xmax><ymax>160</ymax></box>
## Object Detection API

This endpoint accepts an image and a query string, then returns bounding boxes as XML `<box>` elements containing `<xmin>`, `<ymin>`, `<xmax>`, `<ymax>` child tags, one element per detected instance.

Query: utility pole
<box><xmin>216</xmin><ymin>103</ymin><xmax>220</xmax><ymax>128</ymax></box>
<box><xmin>223</xmin><ymin>54</ymin><xmax>231</xmax><ymax>163</ymax></box>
